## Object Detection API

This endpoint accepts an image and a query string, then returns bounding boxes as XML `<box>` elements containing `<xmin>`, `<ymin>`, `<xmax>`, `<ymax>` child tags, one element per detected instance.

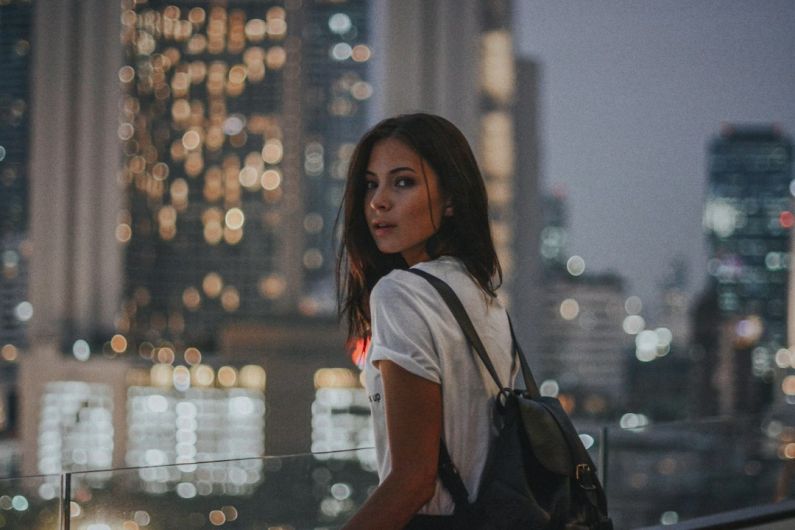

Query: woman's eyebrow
<box><xmin>365</xmin><ymin>166</ymin><xmax>417</xmax><ymax>176</ymax></box>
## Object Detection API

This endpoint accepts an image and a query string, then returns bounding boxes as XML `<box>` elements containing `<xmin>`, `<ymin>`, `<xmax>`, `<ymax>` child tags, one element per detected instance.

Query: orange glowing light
<box><xmin>558</xmin><ymin>393</ymin><xmax>576</xmax><ymax>415</ymax></box>
<box><xmin>780</xmin><ymin>211</ymin><xmax>794</xmax><ymax>229</ymax></box>
<box><xmin>349</xmin><ymin>337</ymin><xmax>369</xmax><ymax>369</ymax></box>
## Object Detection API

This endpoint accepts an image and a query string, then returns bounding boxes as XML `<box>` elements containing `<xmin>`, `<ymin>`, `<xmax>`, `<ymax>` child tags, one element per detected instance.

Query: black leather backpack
<box><xmin>410</xmin><ymin>269</ymin><xmax>613</xmax><ymax>530</ymax></box>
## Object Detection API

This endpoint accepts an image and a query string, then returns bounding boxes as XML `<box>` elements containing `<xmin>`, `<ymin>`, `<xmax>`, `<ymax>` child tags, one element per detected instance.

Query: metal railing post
<box><xmin>598</xmin><ymin>426</ymin><xmax>608</xmax><ymax>492</ymax></box>
<box><xmin>60</xmin><ymin>472</ymin><xmax>71</xmax><ymax>530</ymax></box>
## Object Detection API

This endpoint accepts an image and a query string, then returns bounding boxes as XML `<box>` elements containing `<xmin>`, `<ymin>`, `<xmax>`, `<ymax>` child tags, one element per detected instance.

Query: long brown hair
<box><xmin>336</xmin><ymin>113</ymin><xmax>502</xmax><ymax>339</ymax></box>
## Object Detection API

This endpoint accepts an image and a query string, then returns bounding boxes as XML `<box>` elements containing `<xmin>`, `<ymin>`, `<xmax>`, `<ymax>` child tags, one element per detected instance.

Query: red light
<box><xmin>780</xmin><ymin>211</ymin><xmax>794</xmax><ymax>229</ymax></box>
<box><xmin>349</xmin><ymin>337</ymin><xmax>369</xmax><ymax>369</ymax></box>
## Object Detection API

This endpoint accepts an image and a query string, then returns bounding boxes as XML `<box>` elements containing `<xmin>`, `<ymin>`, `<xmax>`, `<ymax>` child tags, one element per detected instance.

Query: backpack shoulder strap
<box><xmin>408</xmin><ymin>268</ymin><xmax>504</xmax><ymax>389</ymax></box>
<box><xmin>408</xmin><ymin>268</ymin><xmax>542</xmax><ymax>397</ymax></box>
<box><xmin>506</xmin><ymin>314</ymin><xmax>540</xmax><ymax>398</ymax></box>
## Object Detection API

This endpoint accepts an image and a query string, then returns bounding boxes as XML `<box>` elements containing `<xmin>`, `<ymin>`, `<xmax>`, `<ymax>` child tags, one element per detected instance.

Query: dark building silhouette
<box><xmin>690</xmin><ymin>281</ymin><xmax>722</xmax><ymax>418</ymax></box>
<box><xmin>0</xmin><ymin>0</ymin><xmax>32</xmax><ymax>450</ymax></box>
<box><xmin>702</xmin><ymin>124</ymin><xmax>793</xmax><ymax>414</ymax></box>
<box><xmin>535</xmin><ymin>190</ymin><xmax>631</xmax><ymax>417</ymax></box>
<box><xmin>511</xmin><ymin>58</ymin><xmax>544</xmax><ymax>363</ymax></box>
<box><xmin>0</xmin><ymin>1</ymin><xmax>32</xmax><ymax>355</ymax></box>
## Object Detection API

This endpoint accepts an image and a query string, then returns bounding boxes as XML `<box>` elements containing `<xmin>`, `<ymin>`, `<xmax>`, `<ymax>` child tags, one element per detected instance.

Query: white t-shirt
<box><xmin>364</xmin><ymin>256</ymin><xmax>517</xmax><ymax>515</ymax></box>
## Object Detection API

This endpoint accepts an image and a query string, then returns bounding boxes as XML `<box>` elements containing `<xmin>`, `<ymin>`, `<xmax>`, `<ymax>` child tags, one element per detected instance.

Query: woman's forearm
<box><xmin>342</xmin><ymin>472</ymin><xmax>435</xmax><ymax>530</ymax></box>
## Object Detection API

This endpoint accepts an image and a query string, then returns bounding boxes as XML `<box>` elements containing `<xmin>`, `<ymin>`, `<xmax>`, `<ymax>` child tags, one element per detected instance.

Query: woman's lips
<box><xmin>372</xmin><ymin>223</ymin><xmax>395</xmax><ymax>237</ymax></box>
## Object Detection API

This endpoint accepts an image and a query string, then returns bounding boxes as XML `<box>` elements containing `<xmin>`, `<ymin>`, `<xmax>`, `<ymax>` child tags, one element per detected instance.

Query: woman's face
<box><xmin>363</xmin><ymin>138</ymin><xmax>447</xmax><ymax>266</ymax></box>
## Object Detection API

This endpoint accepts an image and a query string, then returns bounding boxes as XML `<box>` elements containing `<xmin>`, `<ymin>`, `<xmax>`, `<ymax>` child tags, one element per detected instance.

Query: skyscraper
<box><xmin>703</xmin><ymin>124</ymin><xmax>793</xmax><ymax>413</ymax></box>
<box><xmin>19</xmin><ymin>0</ymin><xmax>374</xmax><ymax>474</ymax></box>
<box><xmin>511</xmin><ymin>57</ymin><xmax>544</xmax><ymax>361</ymax></box>
<box><xmin>534</xmin><ymin>190</ymin><xmax>631</xmax><ymax>416</ymax></box>
<box><xmin>374</xmin><ymin>0</ymin><xmax>520</xmax><ymax>300</ymax></box>
<box><xmin>538</xmin><ymin>270</ymin><xmax>630</xmax><ymax>415</ymax></box>
<box><xmin>0</xmin><ymin>0</ymin><xmax>33</xmax><ymax>454</ymax></box>
<box><xmin>121</xmin><ymin>1</ymin><xmax>372</xmax><ymax>354</ymax></box>
<box><xmin>0</xmin><ymin>0</ymin><xmax>32</xmax><ymax>358</ymax></box>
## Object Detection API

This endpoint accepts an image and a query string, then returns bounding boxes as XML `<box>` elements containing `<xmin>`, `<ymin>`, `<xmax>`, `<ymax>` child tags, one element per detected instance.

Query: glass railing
<box><xmin>67</xmin><ymin>448</ymin><xmax>377</xmax><ymax>530</ymax></box>
<box><xmin>3</xmin><ymin>416</ymin><xmax>795</xmax><ymax>529</ymax></box>
<box><xmin>0</xmin><ymin>473</ymin><xmax>62</xmax><ymax>529</ymax></box>
<box><xmin>602</xmin><ymin>415</ymin><xmax>790</xmax><ymax>528</ymax></box>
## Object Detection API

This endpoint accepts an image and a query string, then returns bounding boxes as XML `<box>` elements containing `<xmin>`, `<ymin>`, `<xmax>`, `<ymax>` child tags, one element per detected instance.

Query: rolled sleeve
<box><xmin>369</xmin><ymin>274</ymin><xmax>442</xmax><ymax>384</ymax></box>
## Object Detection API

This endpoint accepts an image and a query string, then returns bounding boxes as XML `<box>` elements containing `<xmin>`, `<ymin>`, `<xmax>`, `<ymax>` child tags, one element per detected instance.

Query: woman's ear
<box><xmin>444</xmin><ymin>200</ymin><xmax>453</xmax><ymax>217</ymax></box>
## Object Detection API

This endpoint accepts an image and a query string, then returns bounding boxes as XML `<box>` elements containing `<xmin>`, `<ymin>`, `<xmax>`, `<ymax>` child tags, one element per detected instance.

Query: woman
<box><xmin>337</xmin><ymin>113</ymin><xmax>516</xmax><ymax>529</ymax></box>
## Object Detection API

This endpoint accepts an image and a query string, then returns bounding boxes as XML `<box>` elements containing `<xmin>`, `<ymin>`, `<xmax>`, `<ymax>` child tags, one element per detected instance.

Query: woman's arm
<box><xmin>343</xmin><ymin>360</ymin><xmax>442</xmax><ymax>530</ymax></box>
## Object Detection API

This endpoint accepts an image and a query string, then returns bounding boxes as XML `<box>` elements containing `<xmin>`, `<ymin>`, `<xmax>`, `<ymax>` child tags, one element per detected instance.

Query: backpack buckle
<box><xmin>576</xmin><ymin>464</ymin><xmax>597</xmax><ymax>490</ymax></box>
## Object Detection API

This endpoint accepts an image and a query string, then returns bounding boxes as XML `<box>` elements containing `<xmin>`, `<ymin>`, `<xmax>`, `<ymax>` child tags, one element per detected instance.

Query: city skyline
<box><xmin>515</xmin><ymin>0</ymin><xmax>795</xmax><ymax>316</ymax></box>
<box><xmin>0</xmin><ymin>2</ymin><xmax>793</xmax><ymax>527</ymax></box>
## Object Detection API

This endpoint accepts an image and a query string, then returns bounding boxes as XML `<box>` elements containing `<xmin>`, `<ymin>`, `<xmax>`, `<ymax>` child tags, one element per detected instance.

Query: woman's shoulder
<box><xmin>373</xmin><ymin>256</ymin><xmax>465</xmax><ymax>293</ymax></box>
<box><xmin>370</xmin><ymin>266</ymin><xmax>426</xmax><ymax>305</ymax></box>
<box><xmin>411</xmin><ymin>255</ymin><xmax>467</xmax><ymax>279</ymax></box>
<box><xmin>369</xmin><ymin>257</ymin><xmax>462</xmax><ymax>304</ymax></box>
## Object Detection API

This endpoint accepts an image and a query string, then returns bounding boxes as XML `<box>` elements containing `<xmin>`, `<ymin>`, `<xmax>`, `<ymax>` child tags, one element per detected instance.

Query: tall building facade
<box><xmin>538</xmin><ymin>271</ymin><xmax>630</xmax><ymax>415</ymax></box>
<box><xmin>375</xmin><ymin>0</ymin><xmax>520</xmax><ymax>302</ymax></box>
<box><xmin>511</xmin><ymin>57</ymin><xmax>544</xmax><ymax>360</ymax></box>
<box><xmin>0</xmin><ymin>2</ymin><xmax>32</xmax><ymax>356</ymax></box>
<box><xmin>19</xmin><ymin>0</ymin><xmax>374</xmax><ymax>475</ymax></box>
<box><xmin>0</xmin><ymin>0</ymin><xmax>33</xmax><ymax>470</ymax></box>
<box><xmin>703</xmin><ymin>125</ymin><xmax>793</xmax><ymax>413</ymax></box>
<box><xmin>121</xmin><ymin>1</ymin><xmax>372</xmax><ymax>354</ymax></box>
<box><xmin>533</xmin><ymin>190</ymin><xmax>631</xmax><ymax>416</ymax></box>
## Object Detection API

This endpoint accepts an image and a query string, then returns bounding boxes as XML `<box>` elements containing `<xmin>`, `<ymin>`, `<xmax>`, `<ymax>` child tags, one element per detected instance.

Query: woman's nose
<box><xmin>369</xmin><ymin>187</ymin><xmax>390</xmax><ymax>210</ymax></box>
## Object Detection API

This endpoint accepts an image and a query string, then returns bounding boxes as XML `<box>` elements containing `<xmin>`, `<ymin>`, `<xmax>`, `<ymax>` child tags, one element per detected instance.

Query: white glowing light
<box><xmin>146</xmin><ymin>394</ymin><xmax>169</xmax><ymax>413</ymax></box>
<box><xmin>539</xmin><ymin>380</ymin><xmax>559</xmax><ymax>398</ymax></box>
<box><xmin>566</xmin><ymin>255</ymin><xmax>585</xmax><ymax>276</ymax></box>
<box><xmin>635</xmin><ymin>330</ymin><xmax>658</xmax><ymax>362</ymax></box>
<box><xmin>620</xmin><ymin>413</ymin><xmax>650</xmax><ymax>430</ymax></box>
<box><xmin>11</xmin><ymin>495</ymin><xmax>28</xmax><ymax>511</ymax></box>
<box><xmin>238</xmin><ymin>166</ymin><xmax>259</xmax><ymax>188</ymax></box>
<box><xmin>559</xmin><ymin>299</ymin><xmax>580</xmax><ymax>320</ymax></box>
<box><xmin>176</xmin><ymin>482</ymin><xmax>197</xmax><ymax>499</ymax></box>
<box><xmin>14</xmin><ymin>301</ymin><xmax>33</xmax><ymax>322</ymax></box>
<box><xmin>704</xmin><ymin>198</ymin><xmax>742</xmax><ymax>237</ymax></box>
<box><xmin>225</xmin><ymin>208</ymin><xmax>245</xmax><ymax>230</ymax></box>
<box><xmin>38</xmin><ymin>483</ymin><xmax>56</xmax><ymax>500</ymax></box>
<box><xmin>331</xmin><ymin>43</ymin><xmax>352</xmax><ymax>61</ymax></box>
<box><xmin>73</xmin><ymin>340</ymin><xmax>91</xmax><ymax>361</ymax></box>
<box><xmin>331</xmin><ymin>482</ymin><xmax>352</xmax><ymax>500</ymax></box>
<box><xmin>624</xmin><ymin>296</ymin><xmax>642</xmax><ymax>315</ymax></box>
<box><xmin>655</xmin><ymin>327</ymin><xmax>673</xmax><ymax>348</ymax></box>
<box><xmin>328</xmin><ymin>13</ymin><xmax>352</xmax><ymax>34</ymax></box>
<box><xmin>173</xmin><ymin>366</ymin><xmax>191</xmax><ymax>392</ymax></box>
<box><xmin>229</xmin><ymin>396</ymin><xmax>255</xmax><ymax>415</ymax></box>
<box><xmin>775</xmin><ymin>349</ymin><xmax>794</xmax><ymax>369</ymax></box>
<box><xmin>223</xmin><ymin>115</ymin><xmax>245</xmax><ymax>135</ymax></box>
<box><xmin>623</xmin><ymin>315</ymin><xmax>645</xmax><ymax>335</ymax></box>
<box><xmin>176</xmin><ymin>401</ymin><xmax>197</xmax><ymax>417</ymax></box>
<box><xmin>144</xmin><ymin>449</ymin><xmax>166</xmax><ymax>466</ymax></box>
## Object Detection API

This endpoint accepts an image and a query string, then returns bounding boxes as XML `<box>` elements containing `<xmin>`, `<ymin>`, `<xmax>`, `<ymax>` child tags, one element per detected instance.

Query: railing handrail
<box><xmin>636</xmin><ymin>499</ymin><xmax>795</xmax><ymax>530</ymax></box>
<box><xmin>0</xmin><ymin>446</ymin><xmax>379</xmax><ymax>480</ymax></box>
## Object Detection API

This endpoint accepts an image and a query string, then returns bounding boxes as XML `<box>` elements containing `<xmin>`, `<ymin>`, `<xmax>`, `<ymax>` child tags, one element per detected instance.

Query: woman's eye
<box><xmin>365</xmin><ymin>180</ymin><xmax>377</xmax><ymax>190</ymax></box>
<box><xmin>395</xmin><ymin>177</ymin><xmax>415</xmax><ymax>188</ymax></box>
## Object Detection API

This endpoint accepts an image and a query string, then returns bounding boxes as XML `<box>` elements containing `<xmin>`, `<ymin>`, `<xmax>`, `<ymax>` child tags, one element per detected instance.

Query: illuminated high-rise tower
<box><xmin>0</xmin><ymin>0</ymin><xmax>33</xmax><ymax>454</ymax></box>
<box><xmin>703</xmin><ymin>124</ymin><xmax>793</xmax><ymax>413</ymax></box>
<box><xmin>0</xmin><ymin>0</ymin><xmax>33</xmax><ymax>359</ymax></box>
<box><xmin>121</xmin><ymin>1</ymin><xmax>372</xmax><ymax>354</ymax></box>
